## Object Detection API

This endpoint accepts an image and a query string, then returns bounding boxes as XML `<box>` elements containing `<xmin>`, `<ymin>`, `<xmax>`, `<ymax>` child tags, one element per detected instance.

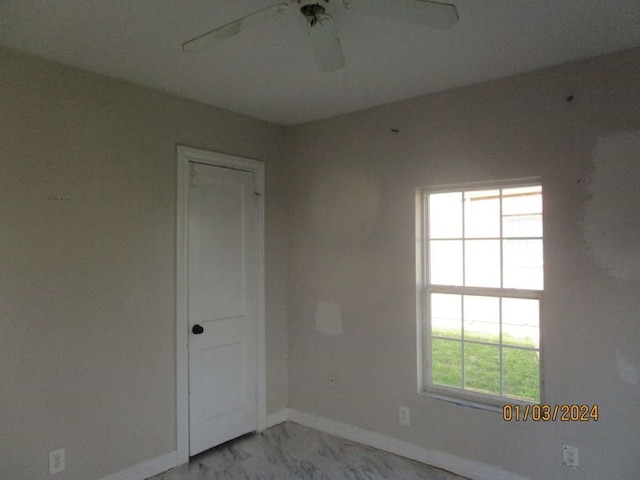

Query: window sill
<box><xmin>418</xmin><ymin>390</ymin><xmax>506</xmax><ymax>413</ymax></box>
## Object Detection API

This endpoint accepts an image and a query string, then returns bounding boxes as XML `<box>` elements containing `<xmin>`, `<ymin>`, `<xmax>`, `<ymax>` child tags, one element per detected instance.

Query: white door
<box><xmin>188</xmin><ymin>162</ymin><xmax>258</xmax><ymax>456</ymax></box>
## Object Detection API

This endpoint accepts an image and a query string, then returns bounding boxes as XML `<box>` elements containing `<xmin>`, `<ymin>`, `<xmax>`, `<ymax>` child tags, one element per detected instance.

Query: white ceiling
<box><xmin>1</xmin><ymin>1</ymin><xmax>640</xmax><ymax>125</ymax></box>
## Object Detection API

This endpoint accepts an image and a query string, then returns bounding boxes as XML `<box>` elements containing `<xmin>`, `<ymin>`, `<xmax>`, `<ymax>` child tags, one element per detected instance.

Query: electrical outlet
<box><xmin>49</xmin><ymin>448</ymin><xmax>65</xmax><ymax>475</ymax></box>
<box><xmin>399</xmin><ymin>406</ymin><xmax>410</xmax><ymax>426</ymax></box>
<box><xmin>562</xmin><ymin>444</ymin><xmax>579</xmax><ymax>468</ymax></box>
<box><xmin>328</xmin><ymin>372</ymin><xmax>338</xmax><ymax>390</ymax></box>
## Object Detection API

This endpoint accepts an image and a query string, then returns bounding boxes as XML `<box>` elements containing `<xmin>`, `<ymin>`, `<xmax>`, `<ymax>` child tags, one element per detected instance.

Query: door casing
<box><xmin>176</xmin><ymin>145</ymin><xmax>266</xmax><ymax>463</ymax></box>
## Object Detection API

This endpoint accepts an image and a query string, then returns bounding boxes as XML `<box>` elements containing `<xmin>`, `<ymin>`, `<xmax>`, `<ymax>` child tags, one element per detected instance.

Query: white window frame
<box><xmin>416</xmin><ymin>179</ymin><xmax>544</xmax><ymax>410</ymax></box>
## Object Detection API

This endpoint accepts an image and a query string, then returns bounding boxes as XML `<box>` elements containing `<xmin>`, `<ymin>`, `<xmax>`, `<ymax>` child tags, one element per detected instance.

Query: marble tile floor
<box><xmin>150</xmin><ymin>421</ymin><xmax>468</xmax><ymax>480</ymax></box>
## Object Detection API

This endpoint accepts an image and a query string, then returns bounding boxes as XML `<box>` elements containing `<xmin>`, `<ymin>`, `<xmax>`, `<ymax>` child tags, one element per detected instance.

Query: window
<box><xmin>418</xmin><ymin>182</ymin><xmax>543</xmax><ymax>406</ymax></box>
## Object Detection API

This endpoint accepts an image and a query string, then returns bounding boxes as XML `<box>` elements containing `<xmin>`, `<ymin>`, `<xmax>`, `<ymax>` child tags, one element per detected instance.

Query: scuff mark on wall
<box><xmin>314</xmin><ymin>300</ymin><xmax>342</xmax><ymax>335</ymax></box>
<box><xmin>583</xmin><ymin>130</ymin><xmax>640</xmax><ymax>280</ymax></box>
<box><xmin>616</xmin><ymin>349</ymin><xmax>639</xmax><ymax>385</ymax></box>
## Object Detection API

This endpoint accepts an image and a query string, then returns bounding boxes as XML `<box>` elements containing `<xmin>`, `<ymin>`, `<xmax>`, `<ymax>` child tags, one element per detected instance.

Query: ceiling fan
<box><xmin>182</xmin><ymin>0</ymin><xmax>459</xmax><ymax>72</ymax></box>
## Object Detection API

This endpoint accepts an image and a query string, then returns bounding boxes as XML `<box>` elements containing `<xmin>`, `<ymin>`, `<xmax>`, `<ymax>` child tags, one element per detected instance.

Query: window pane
<box><xmin>464</xmin><ymin>295</ymin><xmax>499</xmax><ymax>343</ymax></box>
<box><xmin>502</xmin><ymin>186</ymin><xmax>542</xmax><ymax>215</ymax></box>
<box><xmin>503</xmin><ymin>239</ymin><xmax>543</xmax><ymax>289</ymax></box>
<box><xmin>502</xmin><ymin>186</ymin><xmax>542</xmax><ymax>237</ymax></box>
<box><xmin>464</xmin><ymin>190</ymin><xmax>500</xmax><ymax>238</ymax></box>
<box><xmin>465</xmin><ymin>240</ymin><xmax>500</xmax><ymax>287</ymax></box>
<box><xmin>432</xmin><ymin>338</ymin><xmax>462</xmax><ymax>388</ymax></box>
<box><xmin>431</xmin><ymin>293</ymin><xmax>461</xmax><ymax>339</ymax></box>
<box><xmin>429</xmin><ymin>192</ymin><xmax>462</xmax><ymax>239</ymax></box>
<box><xmin>503</xmin><ymin>213</ymin><xmax>542</xmax><ymax>238</ymax></box>
<box><xmin>430</xmin><ymin>240</ymin><xmax>463</xmax><ymax>286</ymax></box>
<box><xmin>425</xmin><ymin>184</ymin><xmax>544</xmax><ymax>403</ymax></box>
<box><xmin>503</xmin><ymin>347</ymin><xmax>540</xmax><ymax>402</ymax></box>
<box><xmin>464</xmin><ymin>343</ymin><xmax>500</xmax><ymax>395</ymax></box>
<box><xmin>502</xmin><ymin>298</ymin><xmax>539</xmax><ymax>348</ymax></box>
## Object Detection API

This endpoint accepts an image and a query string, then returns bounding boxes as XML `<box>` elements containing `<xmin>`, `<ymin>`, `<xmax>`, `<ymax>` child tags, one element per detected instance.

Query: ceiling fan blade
<box><xmin>308</xmin><ymin>14</ymin><xmax>345</xmax><ymax>72</ymax></box>
<box><xmin>182</xmin><ymin>2</ymin><xmax>290</xmax><ymax>52</ymax></box>
<box><xmin>353</xmin><ymin>0</ymin><xmax>458</xmax><ymax>29</ymax></box>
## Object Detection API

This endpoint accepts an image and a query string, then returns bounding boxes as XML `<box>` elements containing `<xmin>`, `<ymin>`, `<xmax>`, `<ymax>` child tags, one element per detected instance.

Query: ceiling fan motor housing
<box><xmin>299</xmin><ymin>0</ymin><xmax>328</xmax><ymax>23</ymax></box>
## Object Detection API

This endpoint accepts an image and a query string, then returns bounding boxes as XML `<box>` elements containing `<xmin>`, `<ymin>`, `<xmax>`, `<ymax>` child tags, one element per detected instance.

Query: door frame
<box><xmin>175</xmin><ymin>145</ymin><xmax>266</xmax><ymax>464</ymax></box>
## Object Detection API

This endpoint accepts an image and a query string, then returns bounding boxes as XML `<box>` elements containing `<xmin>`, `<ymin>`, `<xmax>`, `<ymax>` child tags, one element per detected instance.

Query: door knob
<box><xmin>192</xmin><ymin>324</ymin><xmax>204</xmax><ymax>335</ymax></box>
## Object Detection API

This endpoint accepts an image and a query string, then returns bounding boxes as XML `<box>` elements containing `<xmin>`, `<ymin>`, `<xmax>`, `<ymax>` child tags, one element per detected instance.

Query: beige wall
<box><xmin>3</xmin><ymin>42</ymin><xmax>640</xmax><ymax>480</ymax></box>
<box><xmin>284</xmin><ymin>48</ymin><xmax>640</xmax><ymax>480</ymax></box>
<box><xmin>0</xmin><ymin>47</ymin><xmax>287</xmax><ymax>480</ymax></box>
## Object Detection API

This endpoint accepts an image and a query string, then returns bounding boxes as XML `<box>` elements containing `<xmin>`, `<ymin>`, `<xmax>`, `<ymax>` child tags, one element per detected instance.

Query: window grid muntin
<box><xmin>430</xmin><ymin>335</ymin><xmax>539</xmax><ymax>354</ymax></box>
<box><xmin>424</xmin><ymin>184</ymin><xmax>542</xmax><ymax>404</ymax></box>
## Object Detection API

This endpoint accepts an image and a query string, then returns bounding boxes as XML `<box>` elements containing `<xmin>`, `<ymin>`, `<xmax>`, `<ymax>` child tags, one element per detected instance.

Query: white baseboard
<box><xmin>100</xmin><ymin>409</ymin><xmax>288</xmax><ymax>480</ymax></box>
<box><xmin>98</xmin><ymin>409</ymin><xmax>529</xmax><ymax>480</ymax></box>
<box><xmin>100</xmin><ymin>451</ymin><xmax>178</xmax><ymax>480</ymax></box>
<box><xmin>286</xmin><ymin>409</ymin><xmax>531</xmax><ymax>480</ymax></box>
<box><xmin>265</xmin><ymin>408</ymin><xmax>289</xmax><ymax>428</ymax></box>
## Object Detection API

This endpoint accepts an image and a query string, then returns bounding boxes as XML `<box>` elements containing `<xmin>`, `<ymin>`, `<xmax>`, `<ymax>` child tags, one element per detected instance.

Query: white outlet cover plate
<box><xmin>399</xmin><ymin>406</ymin><xmax>410</xmax><ymax>426</ymax></box>
<box><xmin>49</xmin><ymin>448</ymin><xmax>66</xmax><ymax>475</ymax></box>
<box><xmin>562</xmin><ymin>444</ymin><xmax>579</xmax><ymax>468</ymax></box>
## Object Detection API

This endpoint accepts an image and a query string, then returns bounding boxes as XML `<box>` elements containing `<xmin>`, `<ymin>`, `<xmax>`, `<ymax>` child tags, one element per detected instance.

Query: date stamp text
<box><xmin>502</xmin><ymin>404</ymin><xmax>599</xmax><ymax>422</ymax></box>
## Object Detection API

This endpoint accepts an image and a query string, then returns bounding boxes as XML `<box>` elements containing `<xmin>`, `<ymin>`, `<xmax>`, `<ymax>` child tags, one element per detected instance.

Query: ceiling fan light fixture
<box><xmin>300</xmin><ymin>1</ymin><xmax>329</xmax><ymax>25</ymax></box>
<box><xmin>181</xmin><ymin>0</ymin><xmax>458</xmax><ymax>71</ymax></box>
